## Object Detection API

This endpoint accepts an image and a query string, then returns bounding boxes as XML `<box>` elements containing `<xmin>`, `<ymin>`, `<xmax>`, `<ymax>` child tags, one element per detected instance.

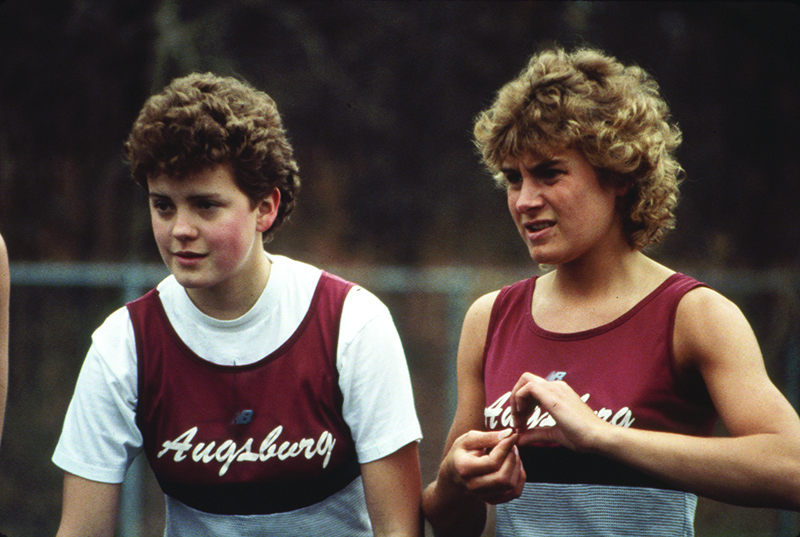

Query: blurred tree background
<box><xmin>0</xmin><ymin>1</ymin><xmax>799</xmax><ymax>535</ymax></box>
<box><xmin>1</xmin><ymin>0</ymin><xmax>798</xmax><ymax>268</ymax></box>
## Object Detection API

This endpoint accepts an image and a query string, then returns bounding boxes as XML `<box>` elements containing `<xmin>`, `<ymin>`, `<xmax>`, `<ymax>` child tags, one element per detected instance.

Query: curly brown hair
<box><xmin>125</xmin><ymin>72</ymin><xmax>300</xmax><ymax>241</ymax></box>
<box><xmin>474</xmin><ymin>47</ymin><xmax>683</xmax><ymax>249</ymax></box>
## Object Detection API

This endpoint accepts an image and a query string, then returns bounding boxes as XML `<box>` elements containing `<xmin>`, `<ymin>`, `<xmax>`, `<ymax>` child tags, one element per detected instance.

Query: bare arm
<box><xmin>361</xmin><ymin>441</ymin><xmax>423</xmax><ymax>537</ymax></box>
<box><xmin>422</xmin><ymin>292</ymin><xmax>526</xmax><ymax>537</ymax></box>
<box><xmin>0</xmin><ymin>234</ymin><xmax>8</xmax><ymax>448</ymax></box>
<box><xmin>513</xmin><ymin>287</ymin><xmax>800</xmax><ymax>509</ymax></box>
<box><xmin>56</xmin><ymin>473</ymin><xmax>121</xmax><ymax>537</ymax></box>
<box><xmin>616</xmin><ymin>287</ymin><xmax>800</xmax><ymax>506</ymax></box>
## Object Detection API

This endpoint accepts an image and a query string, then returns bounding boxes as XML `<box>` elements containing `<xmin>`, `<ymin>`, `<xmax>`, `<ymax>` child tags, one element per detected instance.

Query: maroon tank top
<box><xmin>483</xmin><ymin>272</ymin><xmax>718</xmax><ymax>489</ymax></box>
<box><xmin>128</xmin><ymin>272</ymin><xmax>360</xmax><ymax>515</ymax></box>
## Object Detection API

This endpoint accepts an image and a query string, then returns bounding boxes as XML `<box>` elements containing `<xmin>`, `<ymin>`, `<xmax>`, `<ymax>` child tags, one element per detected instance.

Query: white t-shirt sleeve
<box><xmin>337</xmin><ymin>287</ymin><xmax>422</xmax><ymax>464</ymax></box>
<box><xmin>52</xmin><ymin>307</ymin><xmax>143</xmax><ymax>483</ymax></box>
<box><xmin>53</xmin><ymin>265</ymin><xmax>423</xmax><ymax>481</ymax></box>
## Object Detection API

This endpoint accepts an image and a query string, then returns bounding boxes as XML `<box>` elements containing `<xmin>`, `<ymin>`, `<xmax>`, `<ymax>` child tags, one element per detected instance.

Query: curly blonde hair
<box><xmin>474</xmin><ymin>47</ymin><xmax>683</xmax><ymax>249</ymax></box>
<box><xmin>125</xmin><ymin>72</ymin><xmax>300</xmax><ymax>241</ymax></box>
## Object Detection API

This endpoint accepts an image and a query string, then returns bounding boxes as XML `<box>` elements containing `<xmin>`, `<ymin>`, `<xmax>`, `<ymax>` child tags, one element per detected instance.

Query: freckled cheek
<box><xmin>206</xmin><ymin>220</ymin><xmax>255</xmax><ymax>266</ymax></box>
<box><xmin>507</xmin><ymin>197</ymin><xmax>525</xmax><ymax>228</ymax></box>
<box><xmin>151</xmin><ymin>221</ymin><xmax>172</xmax><ymax>255</ymax></box>
<box><xmin>506</xmin><ymin>192</ymin><xmax>518</xmax><ymax>214</ymax></box>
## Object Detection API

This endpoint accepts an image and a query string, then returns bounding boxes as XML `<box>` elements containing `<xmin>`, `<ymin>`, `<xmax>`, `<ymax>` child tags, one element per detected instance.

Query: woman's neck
<box><xmin>186</xmin><ymin>251</ymin><xmax>272</xmax><ymax>321</ymax></box>
<box><xmin>533</xmin><ymin>251</ymin><xmax>673</xmax><ymax>332</ymax></box>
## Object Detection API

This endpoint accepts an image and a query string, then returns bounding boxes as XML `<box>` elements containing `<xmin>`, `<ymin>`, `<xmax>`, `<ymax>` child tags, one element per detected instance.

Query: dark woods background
<box><xmin>1</xmin><ymin>1</ymin><xmax>799</xmax><ymax>268</ymax></box>
<box><xmin>0</xmin><ymin>1</ymin><xmax>799</xmax><ymax>536</ymax></box>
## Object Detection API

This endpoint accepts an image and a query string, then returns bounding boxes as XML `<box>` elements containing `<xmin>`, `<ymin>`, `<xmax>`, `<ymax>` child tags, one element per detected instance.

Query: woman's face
<box><xmin>147</xmin><ymin>164</ymin><xmax>278</xmax><ymax>298</ymax></box>
<box><xmin>502</xmin><ymin>148</ymin><xmax>626</xmax><ymax>268</ymax></box>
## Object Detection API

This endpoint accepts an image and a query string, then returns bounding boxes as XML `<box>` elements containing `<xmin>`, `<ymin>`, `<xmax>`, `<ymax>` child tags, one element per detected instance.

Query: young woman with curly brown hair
<box><xmin>54</xmin><ymin>73</ymin><xmax>422</xmax><ymax>537</ymax></box>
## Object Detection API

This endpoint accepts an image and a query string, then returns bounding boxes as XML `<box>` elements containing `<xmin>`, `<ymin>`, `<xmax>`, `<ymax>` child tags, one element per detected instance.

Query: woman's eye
<box><xmin>196</xmin><ymin>200</ymin><xmax>219</xmax><ymax>211</ymax></box>
<box><xmin>151</xmin><ymin>200</ymin><xmax>172</xmax><ymax>212</ymax></box>
<box><xmin>538</xmin><ymin>169</ymin><xmax>563</xmax><ymax>183</ymax></box>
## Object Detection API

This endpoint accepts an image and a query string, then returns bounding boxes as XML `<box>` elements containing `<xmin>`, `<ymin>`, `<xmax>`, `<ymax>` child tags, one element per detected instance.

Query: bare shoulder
<box><xmin>0</xmin><ymin>234</ymin><xmax>7</xmax><ymax>293</ymax></box>
<box><xmin>676</xmin><ymin>285</ymin><xmax>747</xmax><ymax>338</ymax></box>
<box><xmin>465</xmin><ymin>290</ymin><xmax>501</xmax><ymax>323</ymax></box>
<box><xmin>0</xmin><ymin>233</ymin><xmax>7</xmax><ymax>269</ymax></box>
<box><xmin>674</xmin><ymin>284</ymin><xmax>758</xmax><ymax>372</ymax></box>
<box><xmin>449</xmin><ymin>290</ymin><xmax>502</xmax><ymax>433</ymax></box>
<box><xmin>457</xmin><ymin>291</ymin><xmax>500</xmax><ymax>354</ymax></box>
<box><xmin>675</xmin><ymin>282</ymin><xmax>800</xmax><ymax>444</ymax></box>
<box><xmin>458</xmin><ymin>291</ymin><xmax>501</xmax><ymax>351</ymax></box>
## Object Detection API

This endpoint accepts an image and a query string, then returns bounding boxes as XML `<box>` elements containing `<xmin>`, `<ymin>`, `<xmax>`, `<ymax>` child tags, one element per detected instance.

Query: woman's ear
<box><xmin>256</xmin><ymin>188</ymin><xmax>281</xmax><ymax>233</ymax></box>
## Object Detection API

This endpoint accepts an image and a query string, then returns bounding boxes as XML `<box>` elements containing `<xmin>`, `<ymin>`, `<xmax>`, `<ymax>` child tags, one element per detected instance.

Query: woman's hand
<box><xmin>441</xmin><ymin>428</ymin><xmax>526</xmax><ymax>505</ymax></box>
<box><xmin>510</xmin><ymin>372</ymin><xmax>607</xmax><ymax>452</ymax></box>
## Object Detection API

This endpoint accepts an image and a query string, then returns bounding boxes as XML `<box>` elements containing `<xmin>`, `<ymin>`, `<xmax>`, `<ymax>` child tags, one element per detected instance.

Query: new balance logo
<box><xmin>546</xmin><ymin>371</ymin><xmax>567</xmax><ymax>381</ymax></box>
<box><xmin>233</xmin><ymin>409</ymin><xmax>254</xmax><ymax>425</ymax></box>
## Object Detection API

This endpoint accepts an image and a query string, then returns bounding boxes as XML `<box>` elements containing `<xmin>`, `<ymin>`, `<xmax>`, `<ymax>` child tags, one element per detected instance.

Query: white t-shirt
<box><xmin>53</xmin><ymin>253</ymin><xmax>422</xmax><ymax>535</ymax></box>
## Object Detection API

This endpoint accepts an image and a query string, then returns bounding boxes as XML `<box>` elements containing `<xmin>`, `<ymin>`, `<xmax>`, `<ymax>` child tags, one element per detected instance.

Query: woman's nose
<box><xmin>171</xmin><ymin>208</ymin><xmax>198</xmax><ymax>239</ymax></box>
<box><xmin>515</xmin><ymin>177</ymin><xmax>544</xmax><ymax>211</ymax></box>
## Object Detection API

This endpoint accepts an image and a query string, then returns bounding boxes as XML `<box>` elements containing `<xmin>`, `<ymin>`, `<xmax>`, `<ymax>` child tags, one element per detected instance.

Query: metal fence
<box><xmin>6</xmin><ymin>261</ymin><xmax>800</xmax><ymax>537</ymax></box>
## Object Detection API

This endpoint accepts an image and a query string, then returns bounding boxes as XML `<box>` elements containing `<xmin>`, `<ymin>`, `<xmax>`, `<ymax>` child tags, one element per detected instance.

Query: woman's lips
<box><xmin>523</xmin><ymin>220</ymin><xmax>555</xmax><ymax>241</ymax></box>
<box><xmin>173</xmin><ymin>251</ymin><xmax>206</xmax><ymax>265</ymax></box>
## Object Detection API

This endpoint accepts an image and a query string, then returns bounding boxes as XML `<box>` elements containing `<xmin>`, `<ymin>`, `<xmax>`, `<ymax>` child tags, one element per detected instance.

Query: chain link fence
<box><xmin>2</xmin><ymin>262</ymin><xmax>798</xmax><ymax>536</ymax></box>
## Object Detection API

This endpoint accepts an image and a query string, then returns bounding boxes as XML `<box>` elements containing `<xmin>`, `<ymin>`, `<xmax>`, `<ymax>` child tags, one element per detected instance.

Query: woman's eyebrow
<box><xmin>185</xmin><ymin>192</ymin><xmax>223</xmax><ymax>202</ymax></box>
<box><xmin>499</xmin><ymin>159</ymin><xmax>563</xmax><ymax>176</ymax></box>
<box><xmin>526</xmin><ymin>158</ymin><xmax>564</xmax><ymax>174</ymax></box>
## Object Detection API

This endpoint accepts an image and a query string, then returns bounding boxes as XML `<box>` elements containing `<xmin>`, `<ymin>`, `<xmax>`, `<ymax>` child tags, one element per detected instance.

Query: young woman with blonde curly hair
<box><xmin>423</xmin><ymin>46</ymin><xmax>800</xmax><ymax>537</ymax></box>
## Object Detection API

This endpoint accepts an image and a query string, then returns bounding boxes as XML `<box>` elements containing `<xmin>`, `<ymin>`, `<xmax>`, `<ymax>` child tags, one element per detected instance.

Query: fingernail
<box><xmin>498</xmin><ymin>428</ymin><xmax>513</xmax><ymax>439</ymax></box>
